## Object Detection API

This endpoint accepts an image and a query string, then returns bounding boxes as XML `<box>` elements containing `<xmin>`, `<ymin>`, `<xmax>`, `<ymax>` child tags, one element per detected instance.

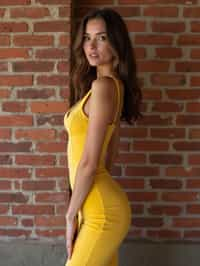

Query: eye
<box><xmin>98</xmin><ymin>35</ymin><xmax>106</xmax><ymax>41</ymax></box>
<box><xmin>83</xmin><ymin>35</ymin><xmax>90</xmax><ymax>41</ymax></box>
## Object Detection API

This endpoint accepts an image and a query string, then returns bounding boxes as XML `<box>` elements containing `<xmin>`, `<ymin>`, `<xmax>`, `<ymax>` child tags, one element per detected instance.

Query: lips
<box><xmin>89</xmin><ymin>53</ymin><xmax>99</xmax><ymax>57</ymax></box>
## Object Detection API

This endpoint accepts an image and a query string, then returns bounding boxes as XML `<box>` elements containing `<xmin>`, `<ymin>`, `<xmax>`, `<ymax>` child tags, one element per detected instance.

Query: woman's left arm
<box><xmin>66</xmin><ymin>77</ymin><xmax>117</xmax><ymax>220</ymax></box>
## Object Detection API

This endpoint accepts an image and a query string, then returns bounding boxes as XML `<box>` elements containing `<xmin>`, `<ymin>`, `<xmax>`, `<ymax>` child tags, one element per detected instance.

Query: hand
<box><xmin>65</xmin><ymin>214</ymin><xmax>78</xmax><ymax>260</ymax></box>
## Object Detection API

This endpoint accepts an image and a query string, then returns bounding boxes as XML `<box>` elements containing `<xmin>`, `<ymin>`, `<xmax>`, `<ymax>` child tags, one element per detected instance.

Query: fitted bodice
<box><xmin>64</xmin><ymin>76</ymin><xmax>122</xmax><ymax>189</ymax></box>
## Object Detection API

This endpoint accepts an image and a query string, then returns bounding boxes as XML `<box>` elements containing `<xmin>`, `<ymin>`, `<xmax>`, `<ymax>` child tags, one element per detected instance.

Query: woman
<box><xmin>64</xmin><ymin>7</ymin><xmax>142</xmax><ymax>266</ymax></box>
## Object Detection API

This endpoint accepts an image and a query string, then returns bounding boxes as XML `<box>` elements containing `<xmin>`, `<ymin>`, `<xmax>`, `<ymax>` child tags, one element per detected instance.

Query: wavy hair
<box><xmin>70</xmin><ymin>8</ymin><xmax>142</xmax><ymax>124</ymax></box>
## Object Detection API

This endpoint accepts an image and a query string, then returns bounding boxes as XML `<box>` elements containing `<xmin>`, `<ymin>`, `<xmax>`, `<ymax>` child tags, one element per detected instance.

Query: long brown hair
<box><xmin>70</xmin><ymin>8</ymin><xmax>142</xmax><ymax>124</ymax></box>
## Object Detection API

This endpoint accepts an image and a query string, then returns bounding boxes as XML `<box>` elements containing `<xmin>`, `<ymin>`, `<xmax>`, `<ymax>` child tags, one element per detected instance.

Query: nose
<box><xmin>89</xmin><ymin>38</ymin><xmax>97</xmax><ymax>49</ymax></box>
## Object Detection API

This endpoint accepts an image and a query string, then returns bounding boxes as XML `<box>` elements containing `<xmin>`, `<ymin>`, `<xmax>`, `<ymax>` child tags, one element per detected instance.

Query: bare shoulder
<box><xmin>91</xmin><ymin>76</ymin><xmax>116</xmax><ymax>100</ymax></box>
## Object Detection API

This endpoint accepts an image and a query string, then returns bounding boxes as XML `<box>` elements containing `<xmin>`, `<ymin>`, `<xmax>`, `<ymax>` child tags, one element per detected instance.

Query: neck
<box><xmin>96</xmin><ymin>64</ymin><xmax>116</xmax><ymax>78</ymax></box>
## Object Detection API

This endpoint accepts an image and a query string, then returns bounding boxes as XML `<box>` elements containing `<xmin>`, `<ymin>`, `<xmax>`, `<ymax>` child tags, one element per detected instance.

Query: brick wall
<box><xmin>0</xmin><ymin>0</ymin><xmax>71</xmax><ymax>240</ymax></box>
<box><xmin>0</xmin><ymin>0</ymin><xmax>200</xmax><ymax>243</ymax></box>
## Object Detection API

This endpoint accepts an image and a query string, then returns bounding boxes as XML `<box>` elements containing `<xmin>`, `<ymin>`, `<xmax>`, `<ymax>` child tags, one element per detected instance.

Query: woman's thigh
<box><xmin>65</xmin><ymin>221</ymin><xmax>123</xmax><ymax>266</ymax></box>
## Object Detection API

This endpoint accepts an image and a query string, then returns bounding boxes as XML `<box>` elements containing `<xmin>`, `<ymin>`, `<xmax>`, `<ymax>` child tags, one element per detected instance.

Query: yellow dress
<box><xmin>64</xmin><ymin>76</ymin><xmax>132</xmax><ymax>266</ymax></box>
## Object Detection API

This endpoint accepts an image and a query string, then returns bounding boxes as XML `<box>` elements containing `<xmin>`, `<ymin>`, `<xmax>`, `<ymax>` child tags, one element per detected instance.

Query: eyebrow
<box><xmin>84</xmin><ymin>31</ymin><xmax>107</xmax><ymax>35</ymax></box>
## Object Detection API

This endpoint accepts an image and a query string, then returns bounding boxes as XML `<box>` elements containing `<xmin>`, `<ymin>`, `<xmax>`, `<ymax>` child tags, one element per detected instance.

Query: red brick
<box><xmin>0</xmin><ymin>22</ymin><xmax>28</xmax><ymax>32</ymax></box>
<box><xmin>191</xmin><ymin>49</ymin><xmax>200</xmax><ymax>59</ymax></box>
<box><xmin>191</xmin><ymin>76</ymin><xmax>200</xmax><ymax>86</ymax></box>
<box><xmin>59</xmin><ymin>34</ymin><xmax>70</xmax><ymax>46</ymax></box>
<box><xmin>119</xmin><ymin>0</ymin><xmax>197</xmax><ymax>3</ymax></box>
<box><xmin>186</xmin><ymin>204</ymin><xmax>200</xmax><ymax>214</ymax></box>
<box><xmin>37</xmin><ymin>114</ymin><xmax>67</xmax><ymax>126</ymax></box>
<box><xmin>10</xmin><ymin>7</ymin><xmax>50</xmax><ymax>18</ymax></box>
<box><xmin>138</xmin><ymin>60</ymin><xmax>169</xmax><ymax>72</ymax></box>
<box><xmin>34</xmin><ymin>21</ymin><xmax>69</xmax><ymax>32</ymax></box>
<box><xmin>0</xmin><ymin>193</ymin><xmax>28</xmax><ymax>203</ymax></box>
<box><xmin>166</xmin><ymin>167</ymin><xmax>200</xmax><ymax>177</ymax></box>
<box><xmin>35</xmin><ymin>0</ymin><xmax>70</xmax><ymax>3</ymax></box>
<box><xmin>13</xmin><ymin>61</ymin><xmax>54</xmax><ymax>72</ymax></box>
<box><xmin>152</xmin><ymin>102</ymin><xmax>183</xmax><ymax>112</ymax></box>
<box><xmin>0</xmin><ymin>115</ymin><xmax>32</xmax><ymax>126</ymax></box>
<box><xmin>0</xmin><ymin>89</ymin><xmax>11</xmax><ymax>98</ymax></box>
<box><xmin>177</xmin><ymin>116</ymin><xmax>200</xmax><ymax>125</ymax></box>
<box><xmin>0</xmin><ymin>0</ymin><xmax>30</xmax><ymax>4</ymax></box>
<box><xmin>0</xmin><ymin>143</ymin><xmax>32</xmax><ymax>152</ymax></box>
<box><xmin>156</xmin><ymin>48</ymin><xmax>182</xmax><ymax>58</ymax></box>
<box><xmin>21</xmin><ymin>218</ymin><xmax>34</xmax><ymax>227</ymax></box>
<box><xmin>0</xmin><ymin>9</ymin><xmax>5</xmax><ymax>17</ymax></box>
<box><xmin>162</xmin><ymin>192</ymin><xmax>198</xmax><ymax>202</ymax></box>
<box><xmin>188</xmin><ymin>155</ymin><xmax>200</xmax><ymax>164</ymax></box>
<box><xmin>15</xmin><ymin>129</ymin><xmax>56</xmax><ymax>140</ymax></box>
<box><xmin>0</xmin><ymin>35</ymin><xmax>10</xmax><ymax>46</ymax></box>
<box><xmin>35</xmin><ymin>167</ymin><xmax>67</xmax><ymax>178</ymax></box>
<box><xmin>174</xmin><ymin>218</ymin><xmax>200</xmax><ymax>227</ymax></box>
<box><xmin>127</xmin><ymin>192</ymin><xmax>157</xmax><ymax>201</ymax></box>
<box><xmin>148</xmin><ymin>205</ymin><xmax>182</xmax><ymax>215</ymax></box>
<box><xmin>35</xmin><ymin>192</ymin><xmax>67</xmax><ymax>203</ymax></box>
<box><xmin>59</xmin><ymin>6</ymin><xmax>71</xmax><ymax>17</ymax></box>
<box><xmin>17</xmin><ymin>88</ymin><xmax>55</xmax><ymax>99</ymax></box>
<box><xmin>184</xmin><ymin>7</ymin><xmax>200</xmax><ymax>17</ymax></box>
<box><xmin>134</xmin><ymin>141</ymin><xmax>169</xmax><ymax>151</ymax></box>
<box><xmin>0</xmin><ymin>128</ymin><xmax>11</xmax><ymax>139</ymax></box>
<box><xmin>126</xmin><ymin>20</ymin><xmax>146</xmax><ymax>32</ymax></box>
<box><xmin>0</xmin><ymin>62</ymin><xmax>8</xmax><ymax>71</ymax></box>
<box><xmin>0</xmin><ymin>205</ymin><xmax>9</xmax><ymax>214</ymax></box>
<box><xmin>187</xmin><ymin>180</ymin><xmax>200</xmax><ymax>189</ymax></box>
<box><xmin>0</xmin><ymin>75</ymin><xmax>32</xmax><ymax>86</ymax></box>
<box><xmin>149</xmin><ymin>154</ymin><xmax>183</xmax><ymax>165</ymax></box>
<box><xmin>57</xmin><ymin>61</ymin><xmax>69</xmax><ymax>72</ymax></box>
<box><xmin>117</xmin><ymin>178</ymin><xmax>144</xmax><ymax>189</ymax></box>
<box><xmin>36</xmin><ymin>142</ymin><xmax>66</xmax><ymax>152</ymax></box>
<box><xmin>151</xmin><ymin>128</ymin><xmax>185</xmax><ymax>139</ymax></box>
<box><xmin>151</xmin><ymin>74</ymin><xmax>186</xmax><ymax>86</ymax></box>
<box><xmin>167</xmin><ymin>89</ymin><xmax>200</xmax><ymax>100</ymax></box>
<box><xmin>119</xmin><ymin>127</ymin><xmax>147</xmax><ymax>138</ymax></box>
<box><xmin>0</xmin><ymin>216</ymin><xmax>17</xmax><ymax>226</ymax></box>
<box><xmin>184</xmin><ymin>231</ymin><xmax>200</xmax><ymax>239</ymax></box>
<box><xmin>125</xmin><ymin>166</ymin><xmax>159</xmax><ymax>176</ymax></box>
<box><xmin>0</xmin><ymin>168</ymin><xmax>31</xmax><ymax>178</ymax></box>
<box><xmin>144</xmin><ymin>7</ymin><xmax>178</xmax><ymax>17</ymax></box>
<box><xmin>36</xmin><ymin>48</ymin><xmax>68</xmax><ymax>59</ymax></box>
<box><xmin>0</xmin><ymin>181</ymin><xmax>11</xmax><ymax>190</ymax></box>
<box><xmin>152</xmin><ymin>22</ymin><xmax>185</xmax><ymax>33</ymax></box>
<box><xmin>116</xmin><ymin>153</ymin><xmax>146</xmax><ymax>164</ymax></box>
<box><xmin>30</xmin><ymin>101</ymin><xmax>67</xmax><ymax>113</ymax></box>
<box><xmin>191</xmin><ymin>22</ymin><xmax>200</xmax><ymax>32</ymax></box>
<box><xmin>137</xmin><ymin>115</ymin><xmax>172</xmax><ymax>126</ymax></box>
<box><xmin>14</xmin><ymin>35</ymin><xmax>53</xmax><ymax>46</ymax></box>
<box><xmin>150</xmin><ymin>179</ymin><xmax>182</xmax><ymax>189</ymax></box>
<box><xmin>133</xmin><ymin>217</ymin><xmax>163</xmax><ymax>227</ymax></box>
<box><xmin>22</xmin><ymin>181</ymin><xmax>56</xmax><ymax>191</ymax></box>
<box><xmin>36</xmin><ymin>229</ymin><xmax>65</xmax><ymax>237</ymax></box>
<box><xmin>147</xmin><ymin>230</ymin><xmax>181</xmax><ymax>239</ymax></box>
<box><xmin>178</xmin><ymin>35</ymin><xmax>200</xmax><ymax>45</ymax></box>
<box><xmin>35</xmin><ymin>215</ymin><xmax>65</xmax><ymax>227</ymax></box>
<box><xmin>189</xmin><ymin>129</ymin><xmax>200</xmax><ymax>139</ymax></box>
<box><xmin>176</xmin><ymin>62</ymin><xmax>200</xmax><ymax>72</ymax></box>
<box><xmin>0</xmin><ymin>229</ymin><xmax>31</xmax><ymax>238</ymax></box>
<box><xmin>142</xmin><ymin>89</ymin><xmax>162</xmax><ymax>100</ymax></box>
<box><xmin>2</xmin><ymin>102</ymin><xmax>26</xmax><ymax>112</ymax></box>
<box><xmin>12</xmin><ymin>204</ymin><xmax>54</xmax><ymax>215</ymax></box>
<box><xmin>37</xmin><ymin>75</ymin><xmax>68</xmax><ymax>86</ymax></box>
<box><xmin>135</xmin><ymin>35</ymin><xmax>173</xmax><ymax>45</ymax></box>
<box><xmin>15</xmin><ymin>155</ymin><xmax>56</xmax><ymax>165</ymax></box>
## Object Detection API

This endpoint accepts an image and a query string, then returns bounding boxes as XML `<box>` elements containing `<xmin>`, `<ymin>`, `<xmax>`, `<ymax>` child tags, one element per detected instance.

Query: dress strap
<box><xmin>109</xmin><ymin>75</ymin><xmax>121</xmax><ymax>125</ymax></box>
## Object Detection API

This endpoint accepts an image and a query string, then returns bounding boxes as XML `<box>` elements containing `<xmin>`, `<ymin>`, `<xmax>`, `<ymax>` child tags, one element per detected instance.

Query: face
<box><xmin>83</xmin><ymin>18</ymin><xmax>115</xmax><ymax>67</ymax></box>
